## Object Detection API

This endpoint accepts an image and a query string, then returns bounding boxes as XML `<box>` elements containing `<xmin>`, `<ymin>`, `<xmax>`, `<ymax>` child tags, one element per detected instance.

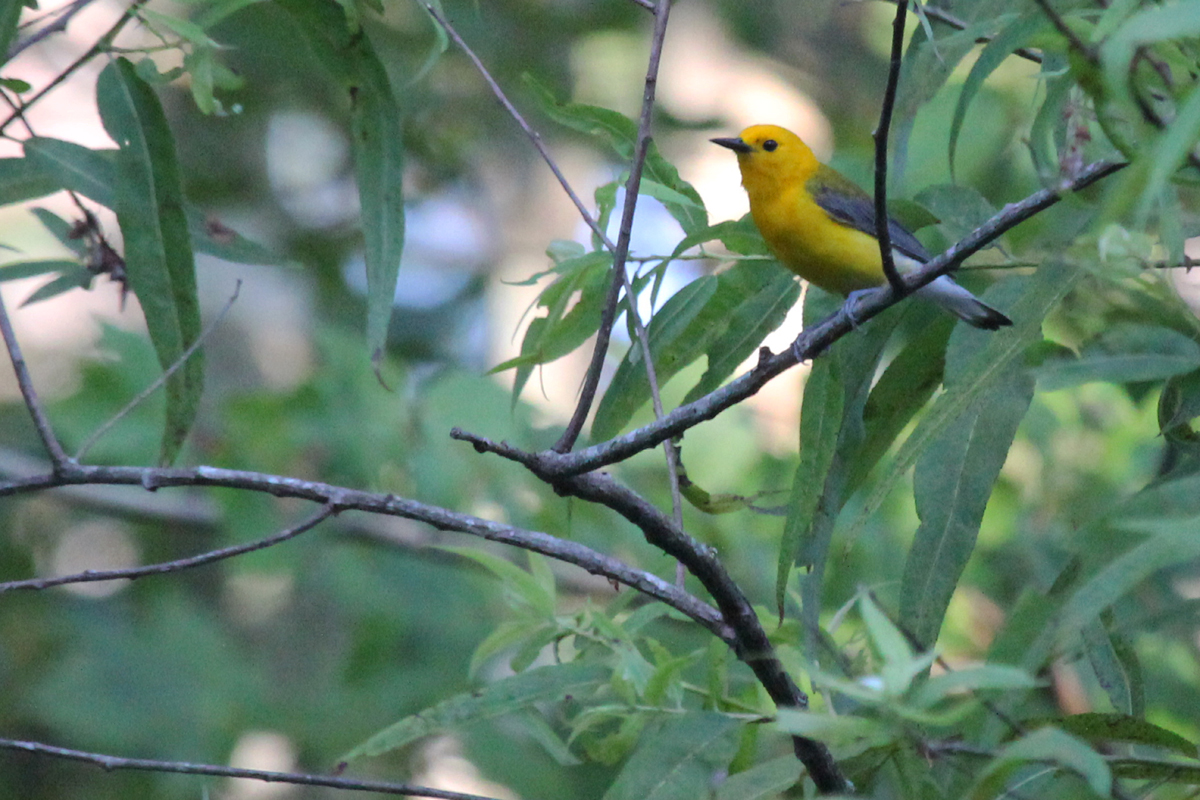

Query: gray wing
<box><xmin>809</xmin><ymin>177</ymin><xmax>931</xmax><ymax>263</ymax></box>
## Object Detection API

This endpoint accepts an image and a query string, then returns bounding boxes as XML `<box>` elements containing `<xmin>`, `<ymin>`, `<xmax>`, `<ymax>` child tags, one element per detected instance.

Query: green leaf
<box><xmin>590</xmin><ymin>276</ymin><xmax>718</xmax><ymax>441</ymax></box>
<box><xmin>500</xmin><ymin>250</ymin><xmax>611</xmax><ymax>403</ymax></box>
<box><xmin>524</xmin><ymin>75</ymin><xmax>707</xmax><ymax>235</ymax></box>
<box><xmin>1035</xmin><ymin>324</ymin><xmax>1200</xmax><ymax>390</ymax></box>
<box><xmin>0</xmin><ymin>0</ymin><xmax>24</xmax><ymax>65</ymax></box>
<box><xmin>774</xmin><ymin>709</ymin><xmax>892</xmax><ymax>751</ymax></box>
<box><xmin>970</xmin><ymin>727</ymin><xmax>1111</xmax><ymax>800</ymax></box>
<box><xmin>1057</xmin><ymin>520</ymin><xmax>1200</xmax><ymax>639</ymax></box>
<box><xmin>778</xmin><ymin>352</ymin><xmax>843</xmax><ymax>610</ymax></box>
<box><xmin>1035</xmin><ymin>713</ymin><xmax>1197</xmax><ymax>758</ymax></box>
<box><xmin>715</xmin><ymin>755</ymin><xmax>801</xmax><ymax>800</ymax></box>
<box><xmin>1081</xmin><ymin>618</ymin><xmax>1141</xmax><ymax>716</ymax></box>
<box><xmin>910</xmin><ymin>665</ymin><xmax>1039</xmax><ymax>709</ymax></box>
<box><xmin>603</xmin><ymin>713</ymin><xmax>740</xmax><ymax>800</ymax></box>
<box><xmin>140</xmin><ymin>8</ymin><xmax>216</xmax><ymax>46</ymax></box>
<box><xmin>341</xmin><ymin>663</ymin><xmax>608</xmax><ymax>762</ymax></box>
<box><xmin>283</xmin><ymin>0</ymin><xmax>405</xmax><ymax>372</ymax></box>
<box><xmin>1110</xmin><ymin>757</ymin><xmax>1200</xmax><ymax>782</ymax></box>
<box><xmin>0</xmin><ymin>156</ymin><xmax>60</xmax><ymax>204</ymax></box>
<box><xmin>949</xmin><ymin>14</ymin><xmax>1046</xmax><ymax>180</ymax></box>
<box><xmin>913</xmin><ymin>184</ymin><xmax>999</xmax><ymax>246</ymax></box>
<box><xmin>438</xmin><ymin>545</ymin><xmax>556</xmax><ymax>618</ymax></box>
<box><xmin>30</xmin><ymin>207</ymin><xmax>87</xmax><ymax>256</ymax></box>
<box><xmin>849</xmin><ymin>260</ymin><xmax>1079</xmax><ymax>543</ymax></box>
<box><xmin>21</xmin><ymin>267</ymin><xmax>92</xmax><ymax>305</ymax></box>
<box><xmin>900</xmin><ymin>356</ymin><xmax>1034</xmax><ymax>650</ymax></box>
<box><xmin>23</xmin><ymin>137</ymin><xmax>116</xmax><ymax>207</ymax></box>
<box><xmin>0</xmin><ymin>259</ymin><xmax>80</xmax><ymax>282</ymax></box>
<box><xmin>96</xmin><ymin>58</ymin><xmax>202</xmax><ymax>465</ymax></box>
<box><xmin>680</xmin><ymin>262</ymin><xmax>800</xmax><ymax>404</ymax></box>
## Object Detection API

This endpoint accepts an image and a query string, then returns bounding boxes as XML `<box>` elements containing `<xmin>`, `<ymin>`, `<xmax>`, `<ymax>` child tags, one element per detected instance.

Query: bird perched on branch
<box><xmin>711</xmin><ymin>124</ymin><xmax>1012</xmax><ymax>330</ymax></box>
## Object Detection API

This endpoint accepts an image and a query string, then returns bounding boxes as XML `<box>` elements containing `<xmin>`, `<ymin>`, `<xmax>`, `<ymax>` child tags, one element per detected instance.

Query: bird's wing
<box><xmin>807</xmin><ymin>165</ymin><xmax>931</xmax><ymax>262</ymax></box>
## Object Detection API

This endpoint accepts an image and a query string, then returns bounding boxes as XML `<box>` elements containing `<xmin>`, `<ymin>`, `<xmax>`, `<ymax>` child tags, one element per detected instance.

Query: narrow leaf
<box><xmin>96</xmin><ymin>58</ymin><xmax>202</xmax><ymax>465</ymax></box>
<box><xmin>342</xmin><ymin>663</ymin><xmax>608</xmax><ymax>762</ymax></box>
<box><xmin>603</xmin><ymin>713</ymin><xmax>740</xmax><ymax>800</ymax></box>
<box><xmin>0</xmin><ymin>156</ymin><xmax>60</xmax><ymax>204</ymax></box>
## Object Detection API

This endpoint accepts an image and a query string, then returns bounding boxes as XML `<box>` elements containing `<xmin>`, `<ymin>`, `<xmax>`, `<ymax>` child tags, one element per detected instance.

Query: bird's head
<box><xmin>711</xmin><ymin>124</ymin><xmax>817</xmax><ymax>189</ymax></box>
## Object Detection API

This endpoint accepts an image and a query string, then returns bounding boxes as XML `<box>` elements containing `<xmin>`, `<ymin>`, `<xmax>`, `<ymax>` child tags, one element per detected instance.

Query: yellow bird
<box><xmin>711</xmin><ymin>124</ymin><xmax>1011</xmax><ymax>330</ymax></box>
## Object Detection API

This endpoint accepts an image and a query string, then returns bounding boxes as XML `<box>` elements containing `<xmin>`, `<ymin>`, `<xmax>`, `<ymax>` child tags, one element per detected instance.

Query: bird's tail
<box><xmin>916</xmin><ymin>275</ymin><xmax>1012</xmax><ymax>330</ymax></box>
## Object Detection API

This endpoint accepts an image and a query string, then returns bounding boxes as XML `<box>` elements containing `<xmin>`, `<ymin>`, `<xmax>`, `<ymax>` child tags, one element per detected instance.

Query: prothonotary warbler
<box><xmin>711</xmin><ymin>124</ymin><xmax>1012</xmax><ymax>330</ymax></box>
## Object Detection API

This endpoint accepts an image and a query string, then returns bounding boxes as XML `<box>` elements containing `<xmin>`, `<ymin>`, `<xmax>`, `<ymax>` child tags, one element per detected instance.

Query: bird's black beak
<box><xmin>710</xmin><ymin>136</ymin><xmax>753</xmax><ymax>154</ymax></box>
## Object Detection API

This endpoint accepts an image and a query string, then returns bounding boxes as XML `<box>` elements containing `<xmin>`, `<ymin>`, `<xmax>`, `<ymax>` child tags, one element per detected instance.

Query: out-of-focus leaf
<box><xmin>1036</xmin><ymin>324</ymin><xmax>1200</xmax><ymax>389</ymax></box>
<box><xmin>602</xmin><ymin>713</ymin><xmax>740</xmax><ymax>800</ymax></box>
<box><xmin>910</xmin><ymin>665</ymin><xmax>1039</xmax><ymax>709</ymax></box>
<box><xmin>96</xmin><ymin>57</ymin><xmax>202</xmax><ymax>465</ymax></box>
<box><xmin>282</xmin><ymin>0</ymin><xmax>404</xmax><ymax>373</ymax></box>
<box><xmin>20</xmin><ymin>267</ymin><xmax>92</xmax><ymax>305</ymax></box>
<box><xmin>1057</xmin><ymin>520</ymin><xmax>1200</xmax><ymax>639</ymax></box>
<box><xmin>913</xmin><ymin>184</ymin><xmax>1000</xmax><ymax>246</ymax></box>
<box><xmin>0</xmin><ymin>259</ymin><xmax>79</xmax><ymax>282</ymax></box>
<box><xmin>342</xmin><ymin>663</ymin><xmax>608</xmax><ymax>762</ymax></box>
<box><xmin>1027</xmin><ymin>713</ymin><xmax>1196</xmax><ymax>758</ymax></box>
<box><xmin>1110</xmin><ymin>757</ymin><xmax>1200</xmax><ymax>782</ymax></box>
<box><xmin>1081</xmin><ymin>619</ymin><xmax>1141</xmax><ymax>716</ymax></box>
<box><xmin>185</xmin><ymin>209</ymin><xmax>287</xmax><ymax>266</ymax></box>
<box><xmin>30</xmin><ymin>207</ymin><xmax>87</xmax><ymax>256</ymax></box>
<box><xmin>715</xmin><ymin>755</ymin><xmax>801</xmax><ymax>800</ymax></box>
<box><xmin>524</xmin><ymin>75</ymin><xmax>707</xmax><ymax>235</ymax></box>
<box><xmin>0</xmin><ymin>0</ymin><xmax>23</xmax><ymax>63</ymax></box>
<box><xmin>0</xmin><ymin>156</ymin><xmax>59</xmax><ymax>203</ymax></box>
<box><xmin>778</xmin><ymin>351</ymin><xmax>842</xmax><ymax>610</ymax></box>
<box><xmin>970</xmin><ymin>728</ymin><xmax>1110</xmax><ymax>800</ymax></box>
<box><xmin>590</xmin><ymin>276</ymin><xmax>718</xmax><ymax>441</ymax></box>
<box><xmin>850</xmin><ymin>261</ymin><xmax>1077</xmax><ymax>541</ymax></box>
<box><xmin>901</xmin><ymin>356</ymin><xmax>1033</xmax><ymax>650</ymax></box>
<box><xmin>438</xmin><ymin>545</ymin><xmax>556</xmax><ymax>618</ymax></box>
<box><xmin>949</xmin><ymin>13</ymin><xmax>1046</xmax><ymax>179</ymax></box>
<box><xmin>23</xmin><ymin>137</ymin><xmax>116</xmax><ymax>207</ymax></box>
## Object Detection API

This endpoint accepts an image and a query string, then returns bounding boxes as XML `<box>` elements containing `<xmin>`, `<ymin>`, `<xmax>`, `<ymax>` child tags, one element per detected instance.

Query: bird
<box><xmin>711</xmin><ymin>124</ymin><xmax>1012</xmax><ymax>330</ymax></box>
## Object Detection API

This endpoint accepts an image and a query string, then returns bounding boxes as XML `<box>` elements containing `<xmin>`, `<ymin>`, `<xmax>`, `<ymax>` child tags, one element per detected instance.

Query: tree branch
<box><xmin>0</xmin><ymin>461</ymin><xmax>732</xmax><ymax>642</ymax></box>
<box><xmin>874</xmin><ymin>0</ymin><xmax>908</xmax><ymax>294</ymax></box>
<box><xmin>0</xmin><ymin>278</ymin><xmax>69</xmax><ymax>468</ymax></box>
<box><xmin>553</xmin><ymin>0</ymin><xmax>673</xmax><ymax>453</ymax></box>
<box><xmin>551</xmin><ymin>470</ymin><xmax>848</xmax><ymax>793</ymax></box>
<box><xmin>0</xmin><ymin>501</ymin><xmax>336</xmax><ymax>593</ymax></box>
<box><xmin>455</xmin><ymin>158</ymin><xmax>1124</xmax><ymax>478</ymax></box>
<box><xmin>0</xmin><ymin>736</ymin><xmax>504</xmax><ymax>800</ymax></box>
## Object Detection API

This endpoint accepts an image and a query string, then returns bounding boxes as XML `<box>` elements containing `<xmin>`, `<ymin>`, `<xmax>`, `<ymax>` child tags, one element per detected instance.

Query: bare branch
<box><xmin>425</xmin><ymin>5</ymin><xmax>613</xmax><ymax>251</ymax></box>
<box><xmin>0</xmin><ymin>461</ymin><xmax>732</xmax><ymax>642</ymax></box>
<box><xmin>7</xmin><ymin>0</ymin><xmax>95</xmax><ymax>61</ymax></box>
<box><xmin>458</xmin><ymin>158</ymin><xmax>1124</xmax><ymax>479</ymax></box>
<box><xmin>895</xmin><ymin>1</ymin><xmax>1042</xmax><ymax>64</ymax></box>
<box><xmin>0</xmin><ymin>276</ymin><xmax>70</xmax><ymax>468</ymax></box>
<box><xmin>873</xmin><ymin>0</ymin><xmax>908</xmax><ymax>295</ymax></box>
<box><xmin>0</xmin><ymin>0</ymin><xmax>152</xmax><ymax>137</ymax></box>
<box><xmin>553</xmin><ymin>0</ymin><xmax>673</xmax><ymax>453</ymax></box>
<box><xmin>0</xmin><ymin>501</ymin><xmax>336</xmax><ymax>593</ymax></box>
<box><xmin>0</xmin><ymin>736</ymin><xmax>503</xmax><ymax>800</ymax></box>
<box><xmin>550</xmin><ymin>470</ymin><xmax>848</xmax><ymax>793</ymax></box>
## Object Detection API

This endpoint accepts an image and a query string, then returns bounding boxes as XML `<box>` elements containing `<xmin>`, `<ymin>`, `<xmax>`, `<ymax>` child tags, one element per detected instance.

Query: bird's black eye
<box><xmin>762</xmin><ymin>139</ymin><xmax>778</xmax><ymax>152</ymax></box>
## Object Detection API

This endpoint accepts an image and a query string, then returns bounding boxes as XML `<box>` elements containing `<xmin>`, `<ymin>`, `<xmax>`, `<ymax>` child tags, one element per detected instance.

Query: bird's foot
<box><xmin>841</xmin><ymin>289</ymin><xmax>873</xmax><ymax>331</ymax></box>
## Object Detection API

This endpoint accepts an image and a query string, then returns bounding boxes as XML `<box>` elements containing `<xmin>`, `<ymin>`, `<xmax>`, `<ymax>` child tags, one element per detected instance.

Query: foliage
<box><xmin>0</xmin><ymin>0</ymin><xmax>1199</xmax><ymax>799</ymax></box>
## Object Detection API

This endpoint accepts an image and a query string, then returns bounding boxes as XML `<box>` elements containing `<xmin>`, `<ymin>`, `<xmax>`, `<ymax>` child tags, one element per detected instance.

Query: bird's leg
<box><xmin>840</xmin><ymin>289</ymin><xmax>874</xmax><ymax>330</ymax></box>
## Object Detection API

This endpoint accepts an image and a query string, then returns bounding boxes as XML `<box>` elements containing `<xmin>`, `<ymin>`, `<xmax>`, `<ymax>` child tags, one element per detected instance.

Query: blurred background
<box><xmin>0</xmin><ymin>1</ymin><xmax>1189</xmax><ymax>798</ymax></box>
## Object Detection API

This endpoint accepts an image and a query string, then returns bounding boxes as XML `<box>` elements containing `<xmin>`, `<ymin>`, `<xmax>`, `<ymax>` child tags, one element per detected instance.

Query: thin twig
<box><xmin>454</xmin><ymin>158</ymin><xmax>1125</xmax><ymax>478</ymax></box>
<box><xmin>0</xmin><ymin>737</ymin><xmax>503</xmax><ymax>800</ymax></box>
<box><xmin>874</xmin><ymin>0</ymin><xmax>908</xmax><ymax>295</ymax></box>
<box><xmin>0</xmin><ymin>501</ymin><xmax>336</xmax><ymax>593</ymax></box>
<box><xmin>75</xmin><ymin>280</ymin><xmax>242</xmax><ymax>462</ymax></box>
<box><xmin>553</xmin><ymin>0</ymin><xmax>673</xmax><ymax>454</ymax></box>
<box><xmin>1031</xmin><ymin>0</ymin><xmax>1094</xmax><ymax>64</ymax></box>
<box><xmin>425</xmin><ymin>5</ymin><xmax>613</xmax><ymax>251</ymax></box>
<box><xmin>7</xmin><ymin>0</ymin><xmax>95</xmax><ymax>61</ymax></box>
<box><xmin>427</xmin><ymin>3</ymin><xmax>685</xmax><ymax>556</ymax></box>
<box><xmin>0</xmin><ymin>269</ymin><xmax>70</xmax><ymax>468</ymax></box>
<box><xmin>896</xmin><ymin>1</ymin><xmax>1042</xmax><ymax>64</ymax></box>
<box><xmin>0</xmin><ymin>460</ymin><xmax>734</xmax><ymax>643</ymax></box>
<box><xmin>0</xmin><ymin>0</ymin><xmax>151</xmax><ymax>137</ymax></box>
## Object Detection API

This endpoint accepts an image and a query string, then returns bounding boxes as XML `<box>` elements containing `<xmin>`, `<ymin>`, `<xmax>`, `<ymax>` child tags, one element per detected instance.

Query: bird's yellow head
<box><xmin>710</xmin><ymin>124</ymin><xmax>818</xmax><ymax>192</ymax></box>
